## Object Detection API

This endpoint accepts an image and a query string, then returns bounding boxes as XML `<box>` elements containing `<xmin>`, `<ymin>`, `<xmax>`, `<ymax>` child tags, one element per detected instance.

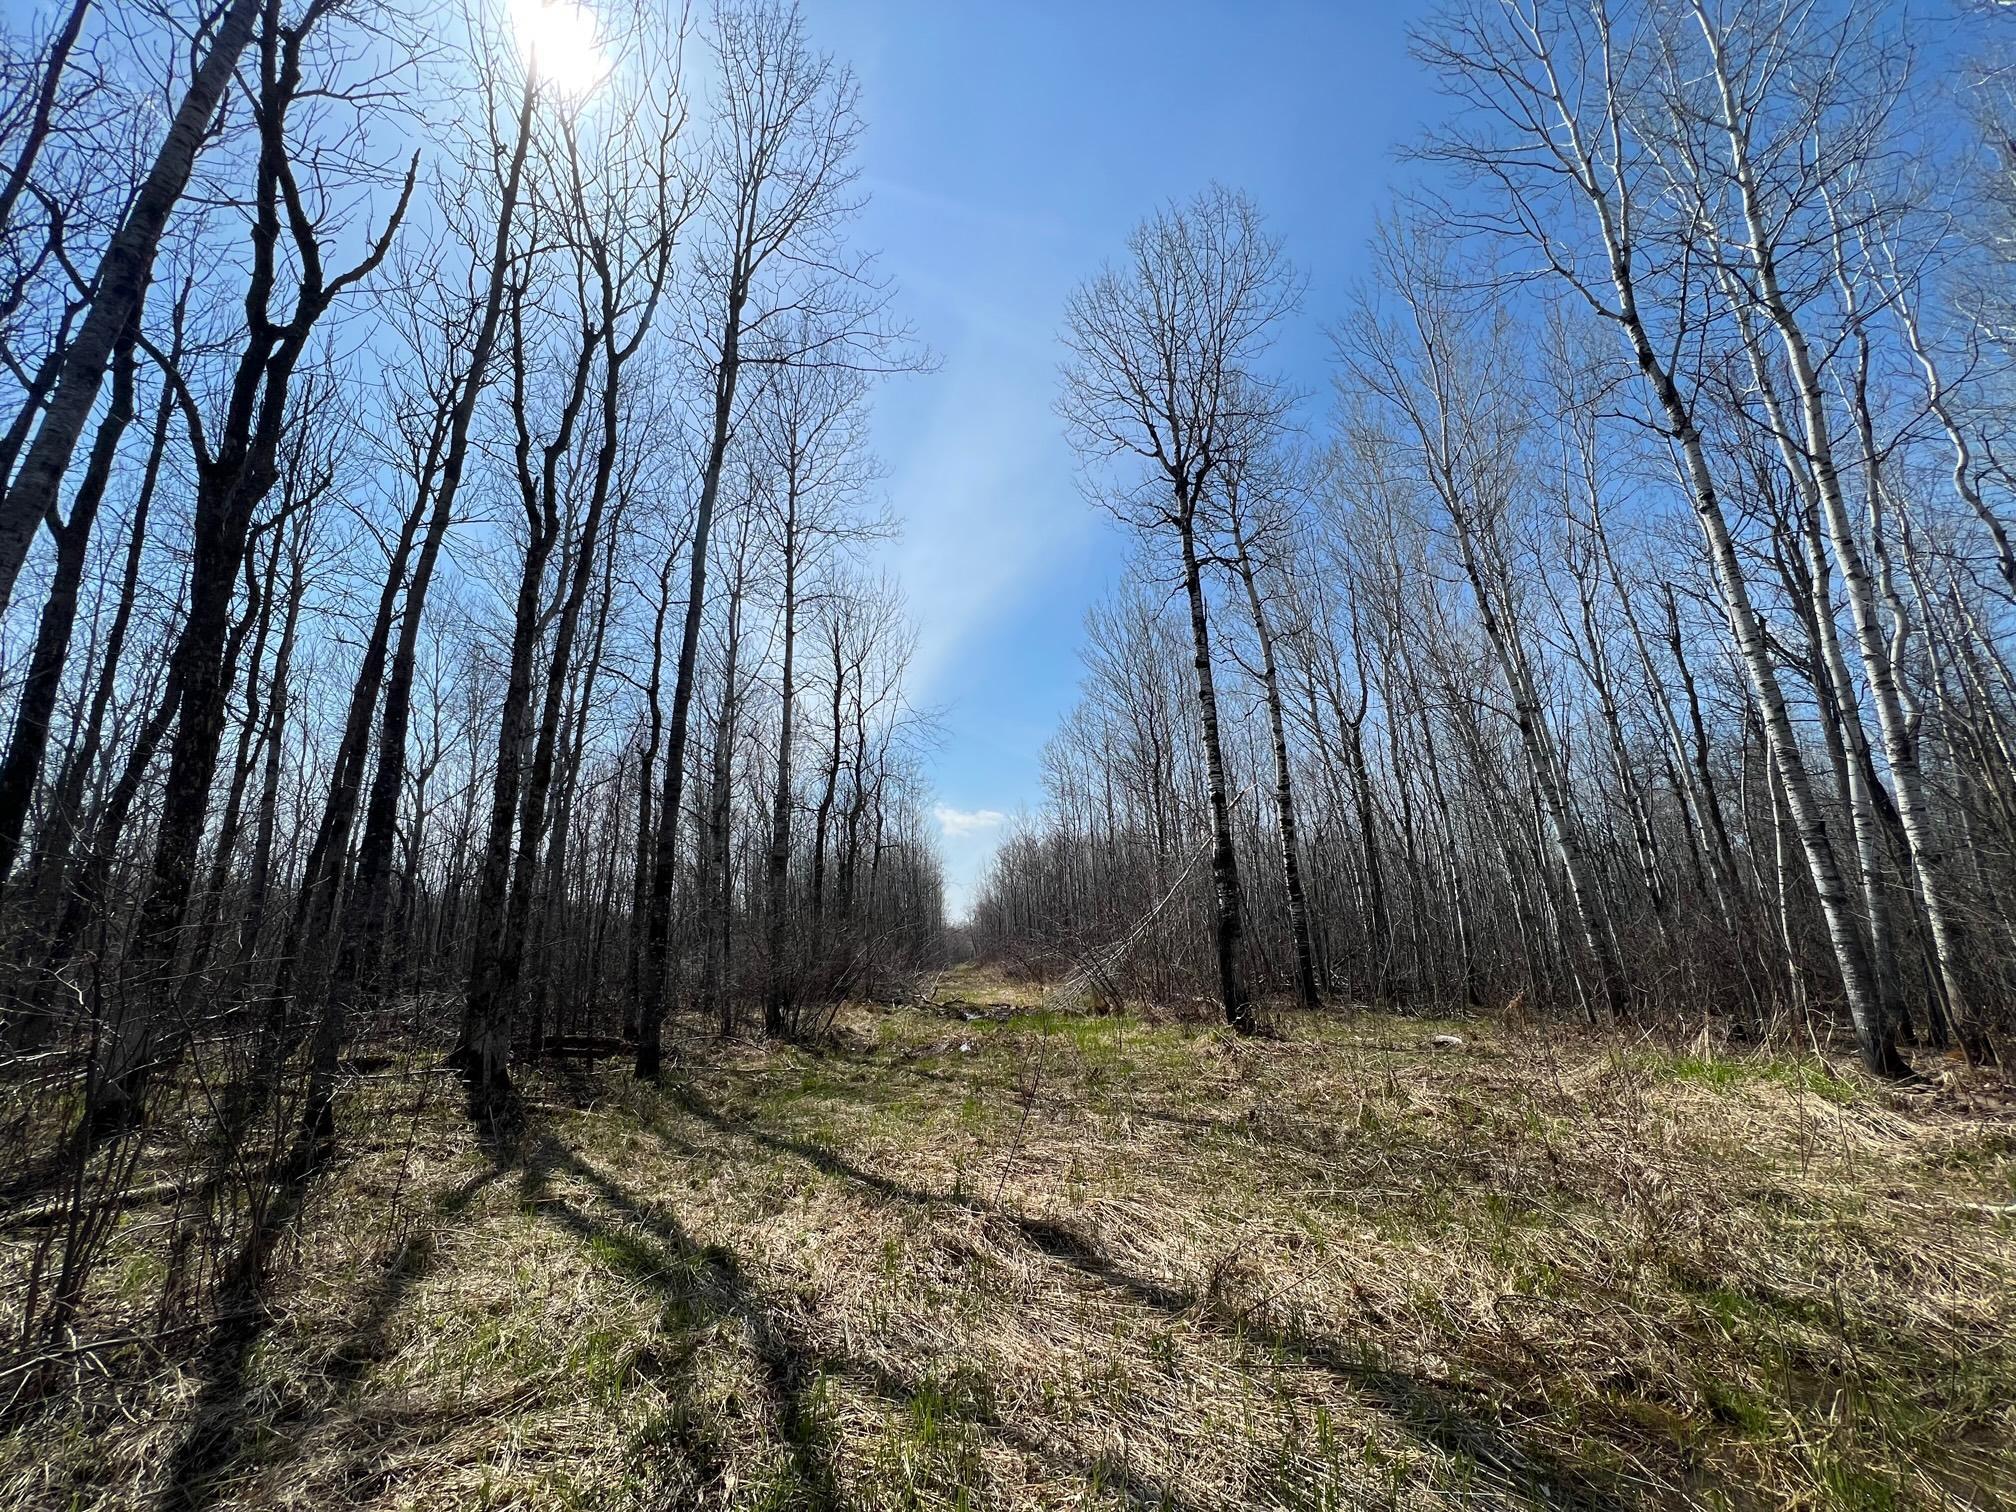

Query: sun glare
<box><xmin>509</xmin><ymin>0</ymin><xmax>605</xmax><ymax>97</ymax></box>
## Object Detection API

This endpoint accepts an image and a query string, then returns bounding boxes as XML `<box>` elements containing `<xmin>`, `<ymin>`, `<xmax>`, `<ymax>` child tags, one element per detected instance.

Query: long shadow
<box><xmin>662</xmin><ymin>1084</ymin><xmax>1633</xmax><ymax>1512</ymax></box>
<box><xmin>753</xmin><ymin>1040</ymin><xmax>1509</xmax><ymax>1202</ymax></box>
<box><xmin>152</xmin><ymin>1117</ymin><xmax>340</xmax><ymax>1511</ymax></box>
<box><xmin>154</xmin><ymin>1084</ymin><xmax>815</xmax><ymax>1512</ymax></box>
<box><xmin>529</xmin><ymin>1131</ymin><xmax>1197</xmax><ymax>1512</ymax></box>
<box><xmin>0</xmin><ymin>1127</ymin><xmax>103</xmax><ymax>1213</ymax></box>
<box><xmin>154</xmin><ymin>1138</ymin><xmax>503</xmax><ymax>1511</ymax></box>
<box><xmin>148</xmin><ymin>1058</ymin><xmax>525</xmax><ymax>1497</ymax></box>
<box><xmin>528</xmin><ymin>1043</ymin><xmax>608</xmax><ymax>1110</ymax></box>
<box><xmin>149</xmin><ymin>1034</ymin><xmax>524</xmax><ymax>1507</ymax></box>
<box><xmin>519</xmin><ymin>1132</ymin><xmax>844</xmax><ymax>1508</ymax></box>
<box><xmin>465</xmin><ymin>1073</ymin><xmax>529</xmax><ymax>1160</ymax></box>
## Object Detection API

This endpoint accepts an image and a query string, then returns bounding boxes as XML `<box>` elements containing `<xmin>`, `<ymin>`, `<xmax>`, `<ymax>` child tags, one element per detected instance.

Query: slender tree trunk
<box><xmin>810</xmin><ymin>620</ymin><xmax>843</xmax><ymax>960</ymax></box>
<box><xmin>762</xmin><ymin>527</ymin><xmax>798</xmax><ymax>1037</ymax></box>
<box><xmin>27</xmin><ymin>348</ymin><xmax>175</xmax><ymax>918</ymax></box>
<box><xmin>0</xmin><ymin>330</ymin><xmax>138</xmax><ymax>885</ymax></box>
<box><xmin>0</xmin><ymin>0</ymin><xmax>263</xmax><ymax>614</ymax></box>
<box><xmin>1593</xmin><ymin>204</ymin><xmax>1899</xmax><ymax>1071</ymax></box>
<box><xmin>1734</xmin><ymin>238</ymin><xmax>1980</xmax><ymax>1051</ymax></box>
<box><xmin>188</xmin><ymin>523</ymin><xmax>294</xmax><ymax>982</ymax></box>
<box><xmin>0</xmin><ymin>0</ymin><xmax>91</xmax><ymax>259</ymax></box>
<box><xmin>1177</xmin><ymin>503</ymin><xmax>1253</xmax><ymax>1034</ymax></box>
<box><xmin>1453</xmin><ymin>521</ymin><xmax>1625</xmax><ymax>1021</ymax></box>
<box><xmin>701</xmin><ymin>574</ymin><xmax>744</xmax><ymax>1036</ymax></box>
<box><xmin>1725</xmin><ymin>282</ymin><xmax>1911</xmax><ymax>1041</ymax></box>
<box><xmin>1227</xmin><ymin>516</ymin><xmax>1318</xmax><ymax>1009</ymax></box>
<box><xmin>1567</xmin><ymin>537</ymin><xmax>1671</xmax><ymax>949</ymax></box>
<box><xmin>238</xmin><ymin>549</ymin><xmax>302</xmax><ymax>968</ymax></box>
<box><xmin>1658</xmin><ymin>374</ymin><xmax>1896</xmax><ymax>1072</ymax></box>
<box><xmin>1476</xmin><ymin>18</ymin><xmax>1902</xmax><ymax>1073</ymax></box>
<box><xmin>627</xmin><ymin>555</ymin><xmax>673</xmax><ymax>1033</ymax></box>
<box><xmin>1597</xmin><ymin>516</ymin><xmax>1735</xmax><ymax>933</ymax></box>
<box><xmin>491</xmin><ymin>342</ymin><xmax>628</xmax><ymax>1064</ymax></box>
<box><xmin>637</xmin><ymin>288</ymin><xmax>746</xmax><ymax>1081</ymax></box>
<box><xmin>459</xmin><ymin>307</ymin><xmax>597</xmax><ymax>1101</ymax></box>
<box><xmin>346</xmin><ymin>77</ymin><xmax>536</xmax><ymax>1027</ymax></box>
<box><xmin>838</xmin><ymin>682</ymin><xmax>868</xmax><ymax>923</ymax></box>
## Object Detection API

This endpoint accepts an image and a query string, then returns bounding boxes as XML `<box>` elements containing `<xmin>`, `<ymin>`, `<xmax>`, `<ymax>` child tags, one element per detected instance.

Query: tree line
<box><xmin>0</xmin><ymin>0</ymin><xmax>941</xmax><ymax>1352</ymax></box>
<box><xmin>973</xmin><ymin>0</ymin><xmax>2014</xmax><ymax>1078</ymax></box>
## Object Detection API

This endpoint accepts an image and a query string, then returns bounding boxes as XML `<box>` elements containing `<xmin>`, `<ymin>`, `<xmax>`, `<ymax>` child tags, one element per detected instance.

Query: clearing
<box><xmin>7</xmin><ymin>965</ymin><xmax>2014</xmax><ymax>1510</ymax></box>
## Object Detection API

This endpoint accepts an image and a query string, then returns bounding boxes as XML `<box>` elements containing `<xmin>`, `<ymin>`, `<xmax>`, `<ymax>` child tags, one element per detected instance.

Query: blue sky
<box><xmin>812</xmin><ymin>0</ymin><xmax>1441</xmax><ymax>918</ymax></box>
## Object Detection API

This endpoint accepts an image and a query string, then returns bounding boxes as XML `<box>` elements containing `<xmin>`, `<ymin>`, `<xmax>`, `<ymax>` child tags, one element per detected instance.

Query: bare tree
<box><xmin>98</xmin><ymin>0</ymin><xmax>417</xmax><ymax>1125</ymax></box>
<box><xmin>636</xmin><ymin>0</ymin><xmax>886</xmax><ymax>1078</ymax></box>
<box><xmin>1413</xmin><ymin>0</ymin><xmax>1901</xmax><ymax>1074</ymax></box>
<box><xmin>745</xmin><ymin>352</ymin><xmax>883</xmax><ymax>1032</ymax></box>
<box><xmin>0</xmin><ymin>0</ymin><xmax>264</xmax><ymax>614</ymax></box>
<box><xmin>1059</xmin><ymin>185</ymin><xmax>1299</xmax><ymax>1034</ymax></box>
<box><xmin>1215</xmin><ymin>444</ymin><xmax>1320</xmax><ymax>1009</ymax></box>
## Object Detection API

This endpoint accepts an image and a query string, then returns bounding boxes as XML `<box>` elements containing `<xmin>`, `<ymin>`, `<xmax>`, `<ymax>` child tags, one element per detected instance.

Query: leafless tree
<box><xmin>1059</xmin><ymin>184</ymin><xmax>1299</xmax><ymax>1034</ymax></box>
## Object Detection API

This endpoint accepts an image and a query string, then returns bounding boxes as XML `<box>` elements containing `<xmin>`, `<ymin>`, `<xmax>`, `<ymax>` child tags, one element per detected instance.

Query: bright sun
<box><xmin>509</xmin><ymin>0</ymin><xmax>605</xmax><ymax>97</ymax></box>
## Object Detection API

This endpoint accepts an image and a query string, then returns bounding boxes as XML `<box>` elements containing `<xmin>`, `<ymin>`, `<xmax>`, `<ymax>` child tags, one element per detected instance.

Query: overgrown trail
<box><xmin>11</xmin><ymin>969</ymin><xmax>2013</xmax><ymax>1509</ymax></box>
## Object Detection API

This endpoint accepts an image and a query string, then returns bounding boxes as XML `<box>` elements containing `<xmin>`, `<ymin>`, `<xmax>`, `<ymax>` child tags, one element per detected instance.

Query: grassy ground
<box><xmin>5</xmin><ymin>964</ymin><xmax>2014</xmax><ymax>1510</ymax></box>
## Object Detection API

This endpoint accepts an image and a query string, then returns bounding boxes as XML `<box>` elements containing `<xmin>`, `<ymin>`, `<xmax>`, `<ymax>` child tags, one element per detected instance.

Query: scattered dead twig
<box><xmin>0</xmin><ymin>1313</ymin><xmax>257</xmax><ymax>1387</ymax></box>
<box><xmin>1</xmin><ymin>1180</ymin><xmax>187</xmax><ymax>1230</ymax></box>
<box><xmin>993</xmin><ymin>1021</ymin><xmax>1050</xmax><ymax>1210</ymax></box>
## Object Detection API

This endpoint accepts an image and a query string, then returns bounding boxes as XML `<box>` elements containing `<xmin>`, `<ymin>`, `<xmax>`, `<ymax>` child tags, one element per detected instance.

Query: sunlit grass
<box><xmin>5</xmin><ymin>963</ymin><xmax>2012</xmax><ymax>1509</ymax></box>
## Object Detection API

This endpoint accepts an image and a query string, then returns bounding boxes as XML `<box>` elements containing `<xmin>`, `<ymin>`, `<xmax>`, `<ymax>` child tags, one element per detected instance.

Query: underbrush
<box><xmin>4</xmin><ymin>965</ymin><xmax>2011</xmax><ymax>1510</ymax></box>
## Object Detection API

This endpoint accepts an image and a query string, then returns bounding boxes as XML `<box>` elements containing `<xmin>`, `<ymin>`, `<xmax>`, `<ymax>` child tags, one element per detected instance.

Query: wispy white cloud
<box><xmin>872</xmin><ymin>355</ymin><xmax>1089</xmax><ymax>708</ymax></box>
<box><xmin>934</xmin><ymin>804</ymin><xmax>1006</xmax><ymax>838</ymax></box>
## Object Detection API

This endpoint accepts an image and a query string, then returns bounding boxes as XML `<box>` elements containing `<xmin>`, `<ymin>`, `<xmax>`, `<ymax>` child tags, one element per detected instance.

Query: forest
<box><xmin>0</xmin><ymin>0</ymin><xmax>2013</xmax><ymax>1508</ymax></box>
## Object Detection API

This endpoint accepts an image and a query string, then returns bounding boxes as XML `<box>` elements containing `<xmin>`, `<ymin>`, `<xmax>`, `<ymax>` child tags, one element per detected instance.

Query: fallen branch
<box><xmin>2</xmin><ymin>1179</ymin><xmax>187</xmax><ymax>1230</ymax></box>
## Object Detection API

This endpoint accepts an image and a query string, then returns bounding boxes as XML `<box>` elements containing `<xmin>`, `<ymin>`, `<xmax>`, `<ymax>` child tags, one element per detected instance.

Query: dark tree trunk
<box><xmin>459</xmin><ymin>296</ymin><xmax>598</xmax><ymax>1105</ymax></box>
<box><xmin>762</xmin><ymin>517</ymin><xmax>798</xmax><ymax>1037</ymax></box>
<box><xmin>636</xmin><ymin>288</ymin><xmax>745</xmax><ymax>1082</ymax></box>
<box><xmin>0</xmin><ymin>330</ymin><xmax>138</xmax><ymax>886</ymax></box>
<box><xmin>1178</xmin><ymin>504</ymin><xmax>1252</xmax><ymax>1035</ymax></box>
<box><xmin>1228</xmin><ymin>515</ymin><xmax>1317</xmax><ymax>1010</ymax></box>
<box><xmin>345</xmin><ymin>76</ymin><xmax>536</xmax><ymax>1023</ymax></box>
<box><xmin>0</xmin><ymin>0</ymin><xmax>263</xmax><ymax>614</ymax></box>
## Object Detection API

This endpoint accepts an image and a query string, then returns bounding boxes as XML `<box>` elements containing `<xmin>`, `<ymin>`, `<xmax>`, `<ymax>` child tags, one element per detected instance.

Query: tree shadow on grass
<box><xmin>524</xmin><ymin>1131</ymin><xmax>1204</xmax><ymax>1512</ymax></box>
<box><xmin>150</xmin><ymin>1116</ymin><xmax>339</xmax><ymax>1511</ymax></box>
<box><xmin>151</xmin><ymin>1138</ymin><xmax>503</xmax><ymax>1511</ymax></box>
<box><xmin>518</xmin><ymin>1131</ymin><xmax>844</xmax><ymax>1509</ymax></box>
<box><xmin>660</xmin><ymin>1084</ymin><xmax>1635</xmax><ymax>1512</ymax></box>
<box><xmin>753</xmin><ymin>1043</ymin><xmax>1511</xmax><ymax>1208</ymax></box>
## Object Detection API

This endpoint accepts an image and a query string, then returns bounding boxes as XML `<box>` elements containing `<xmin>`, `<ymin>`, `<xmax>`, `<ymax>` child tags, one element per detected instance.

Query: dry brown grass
<box><xmin>4</xmin><ymin>965</ymin><xmax>2013</xmax><ymax>1510</ymax></box>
